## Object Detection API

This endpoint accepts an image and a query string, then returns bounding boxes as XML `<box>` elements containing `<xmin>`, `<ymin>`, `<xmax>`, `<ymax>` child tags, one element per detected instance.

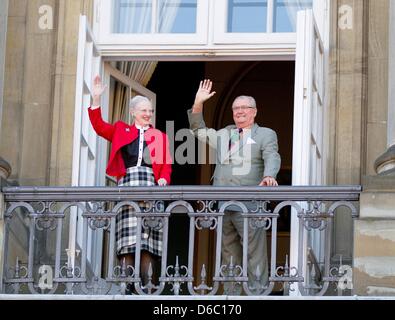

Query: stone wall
<box><xmin>354</xmin><ymin>176</ymin><xmax>395</xmax><ymax>295</ymax></box>
<box><xmin>328</xmin><ymin>0</ymin><xmax>390</xmax><ymax>265</ymax></box>
<box><xmin>0</xmin><ymin>0</ymin><xmax>94</xmax><ymax>186</ymax></box>
<box><xmin>0</xmin><ymin>1</ymin><xmax>95</xmax><ymax>293</ymax></box>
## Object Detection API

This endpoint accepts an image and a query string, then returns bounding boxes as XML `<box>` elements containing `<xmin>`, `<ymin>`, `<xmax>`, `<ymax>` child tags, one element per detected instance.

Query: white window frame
<box><xmin>213</xmin><ymin>0</ymin><xmax>297</xmax><ymax>45</ymax></box>
<box><xmin>97</xmin><ymin>0</ymin><xmax>209</xmax><ymax>45</ymax></box>
<box><xmin>95</xmin><ymin>0</ymin><xmax>324</xmax><ymax>59</ymax></box>
<box><xmin>73</xmin><ymin>17</ymin><xmax>101</xmax><ymax>189</ymax></box>
<box><xmin>71</xmin><ymin>15</ymin><xmax>104</xmax><ymax>272</ymax></box>
<box><xmin>290</xmin><ymin>8</ymin><xmax>327</xmax><ymax>295</ymax></box>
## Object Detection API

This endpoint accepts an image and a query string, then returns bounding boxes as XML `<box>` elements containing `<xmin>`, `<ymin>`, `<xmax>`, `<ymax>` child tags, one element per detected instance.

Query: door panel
<box><xmin>291</xmin><ymin>9</ymin><xmax>325</xmax><ymax>294</ymax></box>
<box><xmin>70</xmin><ymin>15</ymin><xmax>103</xmax><ymax>271</ymax></box>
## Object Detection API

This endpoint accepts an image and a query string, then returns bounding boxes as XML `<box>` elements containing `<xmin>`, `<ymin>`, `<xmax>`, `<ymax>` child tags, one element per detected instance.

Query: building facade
<box><xmin>0</xmin><ymin>0</ymin><xmax>394</xmax><ymax>296</ymax></box>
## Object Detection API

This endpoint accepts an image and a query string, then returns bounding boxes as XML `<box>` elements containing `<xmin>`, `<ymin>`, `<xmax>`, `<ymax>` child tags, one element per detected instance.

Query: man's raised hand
<box><xmin>192</xmin><ymin>79</ymin><xmax>216</xmax><ymax>112</ymax></box>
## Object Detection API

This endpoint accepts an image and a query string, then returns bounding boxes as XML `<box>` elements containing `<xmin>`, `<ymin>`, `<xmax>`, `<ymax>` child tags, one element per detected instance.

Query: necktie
<box><xmin>229</xmin><ymin>128</ymin><xmax>243</xmax><ymax>151</ymax></box>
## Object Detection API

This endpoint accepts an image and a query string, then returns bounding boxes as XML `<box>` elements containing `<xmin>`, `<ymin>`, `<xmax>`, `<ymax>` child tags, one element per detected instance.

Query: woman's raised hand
<box><xmin>92</xmin><ymin>75</ymin><xmax>107</xmax><ymax>106</ymax></box>
<box><xmin>93</xmin><ymin>75</ymin><xmax>107</xmax><ymax>97</ymax></box>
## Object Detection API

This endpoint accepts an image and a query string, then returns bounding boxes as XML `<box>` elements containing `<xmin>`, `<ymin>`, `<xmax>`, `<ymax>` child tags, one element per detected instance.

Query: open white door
<box><xmin>72</xmin><ymin>15</ymin><xmax>102</xmax><ymax>188</ymax></box>
<box><xmin>69</xmin><ymin>15</ymin><xmax>103</xmax><ymax>271</ymax></box>
<box><xmin>290</xmin><ymin>9</ymin><xmax>325</xmax><ymax>293</ymax></box>
<box><xmin>0</xmin><ymin>0</ymin><xmax>8</xmax><ymax>134</ymax></box>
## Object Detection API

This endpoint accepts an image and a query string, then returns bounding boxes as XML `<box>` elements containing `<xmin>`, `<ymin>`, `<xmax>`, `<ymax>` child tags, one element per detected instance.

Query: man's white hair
<box><xmin>129</xmin><ymin>95</ymin><xmax>152</xmax><ymax>110</ymax></box>
<box><xmin>233</xmin><ymin>95</ymin><xmax>257</xmax><ymax>109</ymax></box>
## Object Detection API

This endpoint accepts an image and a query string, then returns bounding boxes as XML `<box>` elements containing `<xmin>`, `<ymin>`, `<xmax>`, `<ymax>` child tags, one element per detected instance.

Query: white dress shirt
<box><xmin>135</xmin><ymin>124</ymin><xmax>149</xmax><ymax>167</ymax></box>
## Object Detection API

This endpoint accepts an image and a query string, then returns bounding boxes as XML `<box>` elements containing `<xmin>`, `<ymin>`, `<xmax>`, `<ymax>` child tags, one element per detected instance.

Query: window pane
<box><xmin>158</xmin><ymin>0</ymin><xmax>197</xmax><ymax>33</ymax></box>
<box><xmin>112</xmin><ymin>0</ymin><xmax>197</xmax><ymax>34</ymax></box>
<box><xmin>227</xmin><ymin>0</ymin><xmax>267</xmax><ymax>33</ymax></box>
<box><xmin>113</xmin><ymin>0</ymin><xmax>152</xmax><ymax>33</ymax></box>
<box><xmin>274</xmin><ymin>0</ymin><xmax>312</xmax><ymax>32</ymax></box>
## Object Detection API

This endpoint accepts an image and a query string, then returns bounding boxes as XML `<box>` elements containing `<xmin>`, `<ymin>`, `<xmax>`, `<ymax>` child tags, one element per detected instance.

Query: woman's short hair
<box><xmin>129</xmin><ymin>95</ymin><xmax>151</xmax><ymax>110</ymax></box>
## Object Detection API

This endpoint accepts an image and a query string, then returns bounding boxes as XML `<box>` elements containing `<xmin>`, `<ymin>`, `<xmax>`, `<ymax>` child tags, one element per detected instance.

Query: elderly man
<box><xmin>187</xmin><ymin>79</ymin><xmax>281</xmax><ymax>294</ymax></box>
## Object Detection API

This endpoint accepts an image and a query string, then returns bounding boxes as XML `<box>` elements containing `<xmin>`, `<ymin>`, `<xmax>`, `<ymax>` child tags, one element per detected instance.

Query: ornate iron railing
<box><xmin>0</xmin><ymin>185</ymin><xmax>360</xmax><ymax>296</ymax></box>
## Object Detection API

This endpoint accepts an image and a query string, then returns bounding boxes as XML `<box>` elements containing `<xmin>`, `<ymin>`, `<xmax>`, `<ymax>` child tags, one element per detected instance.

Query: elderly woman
<box><xmin>88</xmin><ymin>75</ymin><xmax>172</xmax><ymax>289</ymax></box>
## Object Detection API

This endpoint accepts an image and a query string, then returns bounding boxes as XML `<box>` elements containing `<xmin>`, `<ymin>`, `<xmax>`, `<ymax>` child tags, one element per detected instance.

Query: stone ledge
<box><xmin>354</xmin><ymin>257</ymin><xmax>395</xmax><ymax>278</ymax></box>
<box><xmin>360</xmin><ymin>176</ymin><xmax>395</xmax><ymax>219</ymax></box>
<box><xmin>360</xmin><ymin>193</ymin><xmax>395</xmax><ymax>219</ymax></box>
<box><xmin>362</xmin><ymin>175</ymin><xmax>395</xmax><ymax>192</ymax></box>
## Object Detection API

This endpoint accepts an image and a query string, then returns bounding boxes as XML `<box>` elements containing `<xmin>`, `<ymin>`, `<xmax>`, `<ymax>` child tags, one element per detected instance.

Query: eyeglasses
<box><xmin>232</xmin><ymin>105</ymin><xmax>255</xmax><ymax>112</ymax></box>
<box><xmin>136</xmin><ymin>108</ymin><xmax>154</xmax><ymax>114</ymax></box>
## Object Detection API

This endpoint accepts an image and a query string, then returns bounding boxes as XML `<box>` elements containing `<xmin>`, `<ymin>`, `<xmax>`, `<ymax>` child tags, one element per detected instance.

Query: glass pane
<box><xmin>273</xmin><ymin>0</ymin><xmax>312</xmax><ymax>32</ymax></box>
<box><xmin>112</xmin><ymin>0</ymin><xmax>152</xmax><ymax>33</ymax></box>
<box><xmin>227</xmin><ymin>0</ymin><xmax>267</xmax><ymax>33</ymax></box>
<box><xmin>158</xmin><ymin>0</ymin><xmax>197</xmax><ymax>33</ymax></box>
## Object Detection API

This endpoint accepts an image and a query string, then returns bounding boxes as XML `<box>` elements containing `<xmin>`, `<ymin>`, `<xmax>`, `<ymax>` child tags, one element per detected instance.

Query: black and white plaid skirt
<box><xmin>116</xmin><ymin>166</ymin><xmax>163</xmax><ymax>257</ymax></box>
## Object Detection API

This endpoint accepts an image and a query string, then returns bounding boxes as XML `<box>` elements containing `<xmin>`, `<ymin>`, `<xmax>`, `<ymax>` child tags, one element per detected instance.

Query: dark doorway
<box><xmin>148</xmin><ymin>60</ymin><xmax>294</xmax><ymax>187</ymax></box>
<box><xmin>147</xmin><ymin>61</ymin><xmax>205</xmax><ymax>185</ymax></box>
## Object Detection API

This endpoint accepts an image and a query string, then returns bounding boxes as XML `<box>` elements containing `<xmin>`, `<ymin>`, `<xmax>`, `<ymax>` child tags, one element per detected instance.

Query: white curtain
<box><xmin>112</xmin><ymin>61</ymin><xmax>158</xmax><ymax>125</ymax></box>
<box><xmin>115</xmin><ymin>0</ymin><xmax>184</xmax><ymax>33</ymax></box>
<box><xmin>282</xmin><ymin>0</ymin><xmax>311</xmax><ymax>31</ymax></box>
<box><xmin>158</xmin><ymin>0</ymin><xmax>182</xmax><ymax>33</ymax></box>
<box><xmin>115</xmin><ymin>0</ymin><xmax>152</xmax><ymax>33</ymax></box>
<box><xmin>118</xmin><ymin>61</ymin><xmax>158</xmax><ymax>86</ymax></box>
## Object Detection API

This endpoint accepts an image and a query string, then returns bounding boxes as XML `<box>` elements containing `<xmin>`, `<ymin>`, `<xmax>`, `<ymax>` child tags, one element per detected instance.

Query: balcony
<box><xmin>0</xmin><ymin>185</ymin><xmax>360</xmax><ymax>297</ymax></box>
